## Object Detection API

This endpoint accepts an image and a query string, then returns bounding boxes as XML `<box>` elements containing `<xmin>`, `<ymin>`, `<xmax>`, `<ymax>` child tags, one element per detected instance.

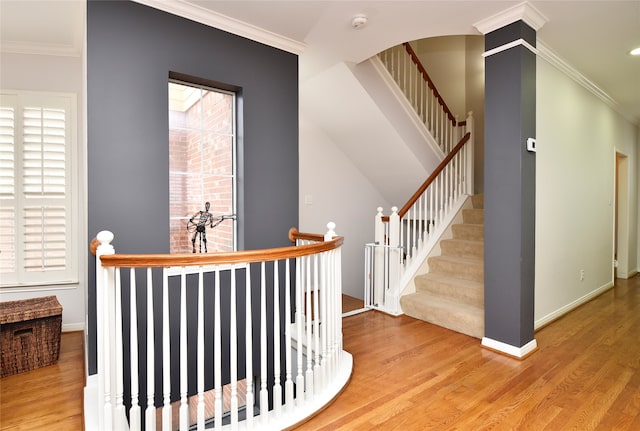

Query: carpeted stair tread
<box><xmin>440</xmin><ymin>238</ymin><xmax>484</xmax><ymax>260</ymax></box>
<box><xmin>400</xmin><ymin>292</ymin><xmax>484</xmax><ymax>339</ymax></box>
<box><xmin>414</xmin><ymin>273</ymin><xmax>484</xmax><ymax>307</ymax></box>
<box><xmin>428</xmin><ymin>255</ymin><xmax>484</xmax><ymax>283</ymax></box>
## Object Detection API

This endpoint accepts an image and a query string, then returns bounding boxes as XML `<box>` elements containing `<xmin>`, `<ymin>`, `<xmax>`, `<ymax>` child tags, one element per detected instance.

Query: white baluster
<box><xmin>284</xmin><ymin>259</ymin><xmax>294</xmax><ymax>408</ymax></box>
<box><xmin>305</xmin><ymin>254</ymin><xmax>314</xmax><ymax>399</ymax></box>
<box><xmin>230</xmin><ymin>266</ymin><xmax>239</xmax><ymax>429</ymax></box>
<box><xmin>245</xmin><ymin>265</ymin><xmax>254</xmax><ymax>428</ymax></box>
<box><xmin>214</xmin><ymin>269</ymin><xmax>222</xmax><ymax>429</ymax></box>
<box><xmin>295</xmin><ymin>255</ymin><xmax>304</xmax><ymax>407</ymax></box>
<box><xmin>313</xmin><ymin>254</ymin><xmax>321</xmax><ymax>394</ymax></box>
<box><xmin>179</xmin><ymin>269</ymin><xmax>188</xmax><ymax>431</ymax></box>
<box><xmin>259</xmin><ymin>262</ymin><xmax>269</xmax><ymax>425</ymax></box>
<box><xmin>273</xmin><ymin>260</ymin><xmax>282</xmax><ymax>418</ymax></box>
<box><xmin>114</xmin><ymin>268</ymin><xmax>126</xmax><ymax>429</ymax></box>
<box><xmin>162</xmin><ymin>269</ymin><xmax>171</xmax><ymax>431</ymax></box>
<box><xmin>197</xmin><ymin>268</ymin><xmax>205</xmax><ymax>430</ymax></box>
<box><xmin>129</xmin><ymin>269</ymin><xmax>141</xmax><ymax>431</ymax></box>
<box><xmin>145</xmin><ymin>267</ymin><xmax>156</xmax><ymax>431</ymax></box>
<box><xmin>320</xmin><ymin>251</ymin><xmax>328</xmax><ymax>390</ymax></box>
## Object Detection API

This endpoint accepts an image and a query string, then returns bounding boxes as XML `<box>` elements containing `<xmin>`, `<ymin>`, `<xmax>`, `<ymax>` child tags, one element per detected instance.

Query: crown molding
<box><xmin>0</xmin><ymin>41</ymin><xmax>82</xmax><ymax>58</ymax></box>
<box><xmin>132</xmin><ymin>0</ymin><xmax>306</xmax><ymax>55</ymax></box>
<box><xmin>474</xmin><ymin>1</ymin><xmax>549</xmax><ymax>35</ymax></box>
<box><xmin>537</xmin><ymin>41</ymin><xmax>622</xmax><ymax>114</ymax></box>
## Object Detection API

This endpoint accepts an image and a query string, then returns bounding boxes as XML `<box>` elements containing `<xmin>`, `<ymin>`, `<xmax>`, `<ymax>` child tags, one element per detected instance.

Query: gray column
<box><xmin>483</xmin><ymin>20</ymin><xmax>537</xmax><ymax>352</ymax></box>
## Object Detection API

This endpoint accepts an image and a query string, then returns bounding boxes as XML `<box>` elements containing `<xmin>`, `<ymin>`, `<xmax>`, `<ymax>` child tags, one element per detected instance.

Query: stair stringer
<box><xmin>388</xmin><ymin>194</ymin><xmax>472</xmax><ymax>314</ymax></box>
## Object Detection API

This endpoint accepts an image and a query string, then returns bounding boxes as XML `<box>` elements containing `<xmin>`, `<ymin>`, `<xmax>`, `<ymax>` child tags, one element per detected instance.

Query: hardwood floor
<box><xmin>0</xmin><ymin>331</ymin><xmax>84</xmax><ymax>430</ymax></box>
<box><xmin>1</xmin><ymin>276</ymin><xmax>639</xmax><ymax>430</ymax></box>
<box><xmin>295</xmin><ymin>275</ymin><xmax>640</xmax><ymax>431</ymax></box>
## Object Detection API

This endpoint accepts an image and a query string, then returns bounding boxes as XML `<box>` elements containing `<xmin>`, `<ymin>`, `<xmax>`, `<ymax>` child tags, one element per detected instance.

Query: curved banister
<box><xmin>91</xmin><ymin>229</ymin><xmax>344</xmax><ymax>268</ymax></box>
<box><xmin>88</xmin><ymin>224</ymin><xmax>352</xmax><ymax>430</ymax></box>
<box><xmin>381</xmin><ymin>132</ymin><xmax>471</xmax><ymax>222</ymax></box>
<box><xmin>403</xmin><ymin>42</ymin><xmax>457</xmax><ymax>125</ymax></box>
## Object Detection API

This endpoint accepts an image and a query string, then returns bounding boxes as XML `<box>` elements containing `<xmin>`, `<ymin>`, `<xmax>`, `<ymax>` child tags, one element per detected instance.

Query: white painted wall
<box><xmin>414</xmin><ymin>36</ymin><xmax>467</xmax><ymax>118</ymax></box>
<box><xmin>535</xmin><ymin>58</ymin><xmax>639</xmax><ymax>327</ymax></box>
<box><xmin>299</xmin><ymin>114</ymin><xmax>391</xmax><ymax>299</ymax></box>
<box><xmin>415</xmin><ymin>35</ymin><xmax>485</xmax><ymax>193</ymax></box>
<box><xmin>0</xmin><ymin>52</ymin><xmax>86</xmax><ymax>331</ymax></box>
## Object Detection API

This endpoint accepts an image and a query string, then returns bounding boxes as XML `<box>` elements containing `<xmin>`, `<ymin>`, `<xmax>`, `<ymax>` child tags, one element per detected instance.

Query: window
<box><xmin>168</xmin><ymin>81</ymin><xmax>236</xmax><ymax>253</ymax></box>
<box><xmin>0</xmin><ymin>92</ymin><xmax>77</xmax><ymax>287</ymax></box>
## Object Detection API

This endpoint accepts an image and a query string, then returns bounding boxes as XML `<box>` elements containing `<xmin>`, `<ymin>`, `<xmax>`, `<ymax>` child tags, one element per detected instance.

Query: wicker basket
<box><xmin>0</xmin><ymin>296</ymin><xmax>63</xmax><ymax>378</ymax></box>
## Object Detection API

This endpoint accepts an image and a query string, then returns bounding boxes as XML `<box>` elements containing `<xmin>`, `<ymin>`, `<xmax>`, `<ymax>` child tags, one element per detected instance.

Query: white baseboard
<box><xmin>62</xmin><ymin>322</ymin><xmax>85</xmax><ymax>332</ymax></box>
<box><xmin>534</xmin><ymin>280</ymin><xmax>614</xmax><ymax>330</ymax></box>
<box><xmin>481</xmin><ymin>337</ymin><xmax>538</xmax><ymax>359</ymax></box>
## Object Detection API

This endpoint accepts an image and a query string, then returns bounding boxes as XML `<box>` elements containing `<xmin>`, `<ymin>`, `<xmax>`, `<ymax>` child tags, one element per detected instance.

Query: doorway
<box><xmin>615</xmin><ymin>151</ymin><xmax>629</xmax><ymax>279</ymax></box>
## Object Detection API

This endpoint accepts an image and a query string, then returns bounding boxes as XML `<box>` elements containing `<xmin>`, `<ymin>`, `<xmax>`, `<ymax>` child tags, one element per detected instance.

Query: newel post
<box><xmin>388</xmin><ymin>207</ymin><xmax>401</xmax><ymax>313</ymax></box>
<box><xmin>324</xmin><ymin>222</ymin><xmax>337</xmax><ymax>241</ymax></box>
<box><xmin>95</xmin><ymin>231</ymin><xmax>115</xmax><ymax>430</ymax></box>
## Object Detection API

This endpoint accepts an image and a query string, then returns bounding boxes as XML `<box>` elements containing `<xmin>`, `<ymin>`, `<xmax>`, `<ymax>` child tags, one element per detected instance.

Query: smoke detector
<box><xmin>351</xmin><ymin>14</ymin><xmax>368</xmax><ymax>30</ymax></box>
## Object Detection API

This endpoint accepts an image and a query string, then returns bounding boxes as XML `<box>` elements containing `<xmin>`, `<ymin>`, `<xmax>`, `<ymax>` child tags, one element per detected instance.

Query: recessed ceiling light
<box><xmin>630</xmin><ymin>47</ymin><xmax>640</xmax><ymax>56</ymax></box>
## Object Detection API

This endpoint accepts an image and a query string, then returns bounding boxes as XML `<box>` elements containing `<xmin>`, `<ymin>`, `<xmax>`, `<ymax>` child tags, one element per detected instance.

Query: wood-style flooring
<box><xmin>1</xmin><ymin>275</ymin><xmax>639</xmax><ymax>430</ymax></box>
<box><xmin>0</xmin><ymin>331</ymin><xmax>84</xmax><ymax>430</ymax></box>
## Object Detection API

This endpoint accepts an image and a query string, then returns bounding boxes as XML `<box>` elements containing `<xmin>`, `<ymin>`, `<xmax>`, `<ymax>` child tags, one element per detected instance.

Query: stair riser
<box><xmin>440</xmin><ymin>240</ymin><xmax>483</xmax><ymax>260</ymax></box>
<box><xmin>428</xmin><ymin>257</ymin><xmax>483</xmax><ymax>283</ymax></box>
<box><xmin>471</xmin><ymin>194</ymin><xmax>484</xmax><ymax>209</ymax></box>
<box><xmin>400</xmin><ymin>295</ymin><xmax>484</xmax><ymax>339</ymax></box>
<box><xmin>452</xmin><ymin>224</ymin><xmax>483</xmax><ymax>241</ymax></box>
<box><xmin>414</xmin><ymin>278</ymin><xmax>483</xmax><ymax>307</ymax></box>
<box><xmin>462</xmin><ymin>208</ymin><xmax>484</xmax><ymax>225</ymax></box>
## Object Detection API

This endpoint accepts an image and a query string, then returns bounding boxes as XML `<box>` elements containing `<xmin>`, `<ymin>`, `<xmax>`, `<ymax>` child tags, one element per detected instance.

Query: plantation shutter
<box><xmin>0</xmin><ymin>103</ymin><xmax>16</xmax><ymax>276</ymax></box>
<box><xmin>0</xmin><ymin>93</ymin><xmax>76</xmax><ymax>286</ymax></box>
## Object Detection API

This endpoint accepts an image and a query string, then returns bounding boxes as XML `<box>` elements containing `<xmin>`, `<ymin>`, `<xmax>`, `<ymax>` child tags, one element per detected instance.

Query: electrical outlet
<box><xmin>580</xmin><ymin>269</ymin><xmax>585</xmax><ymax>281</ymax></box>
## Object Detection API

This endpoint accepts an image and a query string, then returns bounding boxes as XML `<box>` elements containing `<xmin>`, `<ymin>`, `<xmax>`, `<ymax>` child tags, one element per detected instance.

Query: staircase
<box><xmin>400</xmin><ymin>194</ymin><xmax>484</xmax><ymax>338</ymax></box>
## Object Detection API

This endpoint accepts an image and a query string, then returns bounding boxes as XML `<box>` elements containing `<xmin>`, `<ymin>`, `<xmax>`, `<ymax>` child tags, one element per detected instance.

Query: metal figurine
<box><xmin>187</xmin><ymin>202</ymin><xmax>236</xmax><ymax>253</ymax></box>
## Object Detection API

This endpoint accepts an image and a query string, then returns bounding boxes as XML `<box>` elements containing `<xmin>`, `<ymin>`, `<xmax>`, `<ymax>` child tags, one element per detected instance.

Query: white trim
<box><xmin>0</xmin><ymin>41</ymin><xmax>82</xmax><ymax>57</ymax></box>
<box><xmin>474</xmin><ymin>1</ymin><xmax>548</xmax><ymax>35</ymax></box>
<box><xmin>342</xmin><ymin>308</ymin><xmax>369</xmax><ymax>318</ymax></box>
<box><xmin>536</xmin><ymin>41</ymin><xmax>629</xmax><ymax>121</ymax></box>
<box><xmin>131</xmin><ymin>0</ymin><xmax>306</xmax><ymax>55</ymax></box>
<box><xmin>534</xmin><ymin>281</ymin><xmax>614</xmax><ymax>329</ymax></box>
<box><xmin>481</xmin><ymin>337</ymin><xmax>538</xmax><ymax>358</ymax></box>
<box><xmin>482</xmin><ymin>38</ymin><xmax>537</xmax><ymax>58</ymax></box>
<box><xmin>62</xmin><ymin>322</ymin><xmax>85</xmax><ymax>332</ymax></box>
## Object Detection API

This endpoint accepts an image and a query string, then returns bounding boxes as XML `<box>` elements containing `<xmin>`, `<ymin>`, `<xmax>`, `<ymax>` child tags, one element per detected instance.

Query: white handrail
<box><xmin>86</xmin><ymin>223</ymin><xmax>352</xmax><ymax>431</ymax></box>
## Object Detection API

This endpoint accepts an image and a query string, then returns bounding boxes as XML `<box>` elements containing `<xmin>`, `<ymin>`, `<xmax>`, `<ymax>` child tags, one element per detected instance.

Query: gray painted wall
<box><xmin>87</xmin><ymin>0</ymin><xmax>298</xmax><ymax>377</ymax></box>
<box><xmin>484</xmin><ymin>21</ymin><xmax>536</xmax><ymax>347</ymax></box>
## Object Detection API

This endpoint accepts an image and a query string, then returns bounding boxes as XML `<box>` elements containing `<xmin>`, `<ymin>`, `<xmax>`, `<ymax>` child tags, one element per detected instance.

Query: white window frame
<box><xmin>0</xmin><ymin>91</ymin><xmax>78</xmax><ymax>288</ymax></box>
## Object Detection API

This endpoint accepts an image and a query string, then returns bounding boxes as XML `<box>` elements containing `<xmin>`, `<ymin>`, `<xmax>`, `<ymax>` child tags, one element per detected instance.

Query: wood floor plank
<box><xmin>3</xmin><ymin>277</ymin><xmax>640</xmax><ymax>430</ymax></box>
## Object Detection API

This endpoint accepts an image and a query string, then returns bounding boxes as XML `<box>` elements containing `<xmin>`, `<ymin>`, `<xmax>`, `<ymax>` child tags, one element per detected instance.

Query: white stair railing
<box><xmin>378</xmin><ymin>42</ymin><xmax>467</xmax><ymax>155</ymax></box>
<box><xmin>86</xmin><ymin>224</ymin><xmax>352</xmax><ymax>431</ymax></box>
<box><xmin>366</xmin><ymin>115</ymin><xmax>474</xmax><ymax>315</ymax></box>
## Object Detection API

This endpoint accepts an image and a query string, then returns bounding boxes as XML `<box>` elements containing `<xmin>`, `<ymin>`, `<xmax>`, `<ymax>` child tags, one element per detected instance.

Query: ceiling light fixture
<box><xmin>351</xmin><ymin>14</ymin><xmax>368</xmax><ymax>30</ymax></box>
<box><xmin>630</xmin><ymin>47</ymin><xmax>640</xmax><ymax>56</ymax></box>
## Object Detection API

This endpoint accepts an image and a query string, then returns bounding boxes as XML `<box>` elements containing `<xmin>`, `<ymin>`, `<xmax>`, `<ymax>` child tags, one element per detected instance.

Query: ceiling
<box><xmin>1</xmin><ymin>0</ymin><xmax>639</xmax><ymax>124</ymax></box>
